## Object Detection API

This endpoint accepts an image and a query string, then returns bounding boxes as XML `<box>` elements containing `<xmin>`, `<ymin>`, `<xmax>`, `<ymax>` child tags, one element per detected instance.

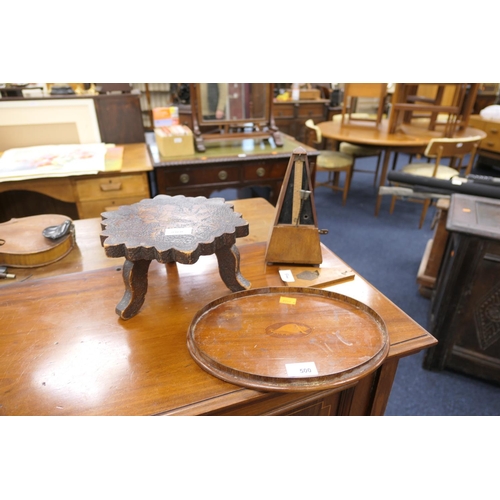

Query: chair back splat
<box><xmin>341</xmin><ymin>83</ymin><xmax>387</xmax><ymax>127</ymax></box>
<box><xmin>383</xmin><ymin>135</ymin><xmax>482</xmax><ymax>228</ymax></box>
<box><xmin>387</xmin><ymin>83</ymin><xmax>480</xmax><ymax>137</ymax></box>
<box><xmin>305</xmin><ymin>119</ymin><xmax>354</xmax><ymax>206</ymax></box>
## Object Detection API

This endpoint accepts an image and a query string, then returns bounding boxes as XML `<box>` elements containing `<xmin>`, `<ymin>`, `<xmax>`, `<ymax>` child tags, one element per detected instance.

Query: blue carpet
<box><xmin>214</xmin><ymin>153</ymin><xmax>500</xmax><ymax>415</ymax></box>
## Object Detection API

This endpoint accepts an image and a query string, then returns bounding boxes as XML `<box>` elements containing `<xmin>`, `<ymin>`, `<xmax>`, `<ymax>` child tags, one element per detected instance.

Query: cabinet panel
<box><xmin>204</xmin><ymin>389</ymin><xmax>344</xmax><ymax>416</ymax></box>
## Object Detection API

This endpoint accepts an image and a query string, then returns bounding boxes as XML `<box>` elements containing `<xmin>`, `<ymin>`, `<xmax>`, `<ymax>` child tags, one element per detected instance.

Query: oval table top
<box><xmin>317</xmin><ymin>118</ymin><xmax>486</xmax><ymax>148</ymax></box>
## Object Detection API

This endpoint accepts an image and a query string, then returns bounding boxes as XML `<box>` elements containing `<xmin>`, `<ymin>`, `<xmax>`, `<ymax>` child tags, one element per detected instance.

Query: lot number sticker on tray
<box><xmin>285</xmin><ymin>362</ymin><xmax>318</xmax><ymax>377</ymax></box>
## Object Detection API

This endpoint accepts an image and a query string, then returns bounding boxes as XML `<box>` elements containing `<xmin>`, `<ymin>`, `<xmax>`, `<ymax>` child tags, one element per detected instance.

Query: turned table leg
<box><xmin>215</xmin><ymin>244</ymin><xmax>251</xmax><ymax>292</ymax></box>
<box><xmin>375</xmin><ymin>148</ymin><xmax>393</xmax><ymax>216</ymax></box>
<box><xmin>116</xmin><ymin>259</ymin><xmax>152</xmax><ymax>320</ymax></box>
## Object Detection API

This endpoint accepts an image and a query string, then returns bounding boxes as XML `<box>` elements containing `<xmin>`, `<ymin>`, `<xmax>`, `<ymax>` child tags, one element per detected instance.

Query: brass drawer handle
<box><xmin>256</xmin><ymin>167</ymin><xmax>266</xmax><ymax>177</ymax></box>
<box><xmin>179</xmin><ymin>173</ymin><xmax>190</xmax><ymax>184</ymax></box>
<box><xmin>491</xmin><ymin>129</ymin><xmax>498</xmax><ymax>134</ymax></box>
<box><xmin>486</xmin><ymin>142</ymin><xmax>495</xmax><ymax>147</ymax></box>
<box><xmin>218</xmin><ymin>170</ymin><xmax>228</xmax><ymax>181</ymax></box>
<box><xmin>100</xmin><ymin>181</ymin><xmax>122</xmax><ymax>192</ymax></box>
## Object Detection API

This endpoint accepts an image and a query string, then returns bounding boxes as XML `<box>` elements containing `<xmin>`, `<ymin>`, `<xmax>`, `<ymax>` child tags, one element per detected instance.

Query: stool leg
<box><xmin>216</xmin><ymin>244</ymin><xmax>251</xmax><ymax>291</ymax></box>
<box><xmin>116</xmin><ymin>259</ymin><xmax>151</xmax><ymax>320</ymax></box>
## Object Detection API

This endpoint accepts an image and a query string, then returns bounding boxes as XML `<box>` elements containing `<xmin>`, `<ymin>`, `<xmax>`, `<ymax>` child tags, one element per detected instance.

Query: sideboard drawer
<box><xmin>244</xmin><ymin>160</ymin><xmax>288</xmax><ymax>181</ymax></box>
<box><xmin>75</xmin><ymin>173</ymin><xmax>149</xmax><ymax>201</ymax></box>
<box><xmin>158</xmin><ymin>165</ymin><xmax>240</xmax><ymax>188</ymax></box>
<box><xmin>273</xmin><ymin>103</ymin><xmax>295</xmax><ymax>118</ymax></box>
<box><xmin>297</xmin><ymin>102</ymin><xmax>326</xmax><ymax>119</ymax></box>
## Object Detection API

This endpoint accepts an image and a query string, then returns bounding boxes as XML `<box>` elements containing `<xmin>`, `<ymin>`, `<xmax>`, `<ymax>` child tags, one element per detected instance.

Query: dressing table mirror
<box><xmin>190</xmin><ymin>83</ymin><xmax>283</xmax><ymax>152</ymax></box>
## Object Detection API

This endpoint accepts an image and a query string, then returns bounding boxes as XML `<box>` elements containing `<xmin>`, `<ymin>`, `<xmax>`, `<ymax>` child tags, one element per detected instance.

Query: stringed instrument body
<box><xmin>0</xmin><ymin>214</ymin><xmax>75</xmax><ymax>268</ymax></box>
<box><xmin>265</xmin><ymin>147</ymin><xmax>324</xmax><ymax>265</ymax></box>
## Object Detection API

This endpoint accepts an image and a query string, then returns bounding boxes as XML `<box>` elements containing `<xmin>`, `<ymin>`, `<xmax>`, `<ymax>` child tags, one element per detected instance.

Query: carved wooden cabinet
<box><xmin>273</xmin><ymin>100</ymin><xmax>329</xmax><ymax>143</ymax></box>
<box><xmin>424</xmin><ymin>194</ymin><xmax>500</xmax><ymax>384</ymax></box>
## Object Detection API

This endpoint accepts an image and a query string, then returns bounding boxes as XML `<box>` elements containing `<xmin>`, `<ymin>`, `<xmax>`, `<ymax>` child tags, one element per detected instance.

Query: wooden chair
<box><xmin>305</xmin><ymin>119</ymin><xmax>354</xmax><ymax>205</ymax></box>
<box><xmin>389</xmin><ymin>135</ymin><xmax>483</xmax><ymax>228</ymax></box>
<box><xmin>329</xmin><ymin>114</ymin><xmax>383</xmax><ymax>186</ymax></box>
<box><xmin>341</xmin><ymin>83</ymin><xmax>387</xmax><ymax>127</ymax></box>
<box><xmin>388</xmin><ymin>83</ymin><xmax>480</xmax><ymax>137</ymax></box>
<box><xmin>338</xmin><ymin>141</ymin><xmax>382</xmax><ymax>187</ymax></box>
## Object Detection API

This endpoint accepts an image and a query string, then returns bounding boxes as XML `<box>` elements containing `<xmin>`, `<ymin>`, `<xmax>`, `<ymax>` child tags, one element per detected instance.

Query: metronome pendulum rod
<box><xmin>296</xmin><ymin>189</ymin><xmax>311</xmax><ymax>226</ymax></box>
<box><xmin>292</xmin><ymin>157</ymin><xmax>304</xmax><ymax>225</ymax></box>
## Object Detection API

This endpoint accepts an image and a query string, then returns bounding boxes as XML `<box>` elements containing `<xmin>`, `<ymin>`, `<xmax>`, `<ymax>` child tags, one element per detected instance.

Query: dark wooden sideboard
<box><xmin>149</xmin><ymin>134</ymin><xmax>319</xmax><ymax>205</ymax></box>
<box><xmin>273</xmin><ymin>99</ymin><xmax>329</xmax><ymax>143</ymax></box>
<box><xmin>424</xmin><ymin>194</ymin><xmax>500</xmax><ymax>384</ymax></box>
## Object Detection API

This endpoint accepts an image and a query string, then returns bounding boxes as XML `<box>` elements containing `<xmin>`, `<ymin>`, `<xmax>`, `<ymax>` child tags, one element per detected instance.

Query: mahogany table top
<box><xmin>317</xmin><ymin>118</ymin><xmax>486</xmax><ymax>148</ymax></box>
<box><xmin>0</xmin><ymin>198</ymin><xmax>436</xmax><ymax>415</ymax></box>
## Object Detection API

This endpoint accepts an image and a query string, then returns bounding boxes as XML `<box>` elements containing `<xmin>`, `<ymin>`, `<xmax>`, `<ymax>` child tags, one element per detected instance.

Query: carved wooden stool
<box><xmin>100</xmin><ymin>195</ymin><xmax>251</xmax><ymax>319</ymax></box>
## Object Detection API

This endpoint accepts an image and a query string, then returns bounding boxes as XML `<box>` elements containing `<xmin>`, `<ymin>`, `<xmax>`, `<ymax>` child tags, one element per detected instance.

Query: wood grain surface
<box><xmin>0</xmin><ymin>197</ymin><xmax>437</xmax><ymax>415</ymax></box>
<box><xmin>188</xmin><ymin>286</ymin><xmax>389</xmax><ymax>391</ymax></box>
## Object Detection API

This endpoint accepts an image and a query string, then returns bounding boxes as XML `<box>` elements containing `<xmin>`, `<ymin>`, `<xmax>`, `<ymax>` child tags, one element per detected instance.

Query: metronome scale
<box><xmin>265</xmin><ymin>147</ymin><xmax>327</xmax><ymax>265</ymax></box>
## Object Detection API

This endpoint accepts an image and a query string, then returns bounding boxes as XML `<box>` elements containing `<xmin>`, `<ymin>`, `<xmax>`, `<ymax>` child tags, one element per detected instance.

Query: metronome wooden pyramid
<box><xmin>265</xmin><ymin>147</ymin><xmax>324</xmax><ymax>265</ymax></box>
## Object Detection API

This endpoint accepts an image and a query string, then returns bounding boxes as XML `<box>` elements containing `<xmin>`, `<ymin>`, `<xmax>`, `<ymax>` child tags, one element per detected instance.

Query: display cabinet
<box><xmin>424</xmin><ymin>194</ymin><xmax>500</xmax><ymax>384</ymax></box>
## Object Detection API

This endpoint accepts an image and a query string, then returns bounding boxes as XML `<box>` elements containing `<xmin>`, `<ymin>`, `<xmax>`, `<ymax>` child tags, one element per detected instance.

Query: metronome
<box><xmin>265</xmin><ymin>147</ymin><xmax>328</xmax><ymax>265</ymax></box>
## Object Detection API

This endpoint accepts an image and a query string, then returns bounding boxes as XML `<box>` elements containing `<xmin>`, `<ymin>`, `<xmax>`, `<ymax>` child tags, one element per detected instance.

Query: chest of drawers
<box><xmin>468</xmin><ymin>114</ymin><xmax>500</xmax><ymax>166</ymax></box>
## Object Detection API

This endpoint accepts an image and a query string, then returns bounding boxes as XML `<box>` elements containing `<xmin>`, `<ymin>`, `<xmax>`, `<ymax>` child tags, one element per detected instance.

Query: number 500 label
<box><xmin>285</xmin><ymin>362</ymin><xmax>318</xmax><ymax>377</ymax></box>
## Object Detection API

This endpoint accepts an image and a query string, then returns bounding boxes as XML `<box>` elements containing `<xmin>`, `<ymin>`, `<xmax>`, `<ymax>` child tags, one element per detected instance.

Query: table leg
<box><xmin>215</xmin><ymin>244</ymin><xmax>251</xmax><ymax>292</ymax></box>
<box><xmin>116</xmin><ymin>258</ymin><xmax>151</xmax><ymax>320</ymax></box>
<box><xmin>375</xmin><ymin>148</ymin><xmax>393</xmax><ymax>216</ymax></box>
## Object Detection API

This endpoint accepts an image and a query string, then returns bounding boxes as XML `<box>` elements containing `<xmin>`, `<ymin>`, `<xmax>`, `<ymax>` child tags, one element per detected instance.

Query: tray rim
<box><xmin>187</xmin><ymin>286</ymin><xmax>390</xmax><ymax>393</ymax></box>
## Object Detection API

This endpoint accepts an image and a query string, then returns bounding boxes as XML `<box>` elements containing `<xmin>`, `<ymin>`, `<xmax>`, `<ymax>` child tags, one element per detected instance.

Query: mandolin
<box><xmin>0</xmin><ymin>214</ymin><xmax>75</xmax><ymax>268</ymax></box>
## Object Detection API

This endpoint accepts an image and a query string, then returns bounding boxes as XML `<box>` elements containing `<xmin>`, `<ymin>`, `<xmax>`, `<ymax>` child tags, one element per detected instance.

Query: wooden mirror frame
<box><xmin>189</xmin><ymin>83</ymin><xmax>283</xmax><ymax>152</ymax></box>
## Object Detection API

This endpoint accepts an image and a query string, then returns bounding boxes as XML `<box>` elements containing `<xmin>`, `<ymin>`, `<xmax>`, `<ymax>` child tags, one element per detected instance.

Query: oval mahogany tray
<box><xmin>187</xmin><ymin>286</ymin><xmax>389</xmax><ymax>392</ymax></box>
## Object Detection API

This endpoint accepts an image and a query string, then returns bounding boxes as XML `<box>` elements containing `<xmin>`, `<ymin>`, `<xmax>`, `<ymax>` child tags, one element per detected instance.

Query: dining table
<box><xmin>316</xmin><ymin>117</ymin><xmax>486</xmax><ymax>215</ymax></box>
